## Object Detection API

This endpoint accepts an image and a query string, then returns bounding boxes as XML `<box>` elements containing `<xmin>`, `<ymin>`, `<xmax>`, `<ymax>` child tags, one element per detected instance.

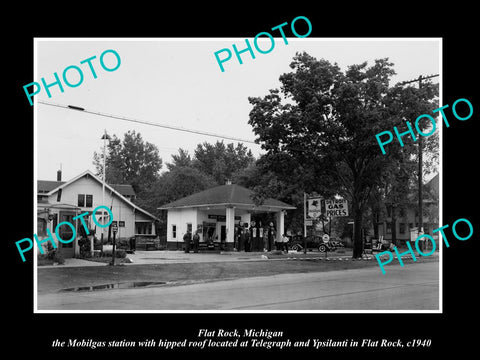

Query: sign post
<box><xmin>111</xmin><ymin>221</ymin><xmax>118</xmax><ymax>266</ymax></box>
<box><xmin>322</xmin><ymin>233</ymin><xmax>330</xmax><ymax>259</ymax></box>
<box><xmin>303</xmin><ymin>193</ymin><xmax>307</xmax><ymax>254</ymax></box>
<box><xmin>305</xmin><ymin>194</ymin><xmax>326</xmax><ymax>254</ymax></box>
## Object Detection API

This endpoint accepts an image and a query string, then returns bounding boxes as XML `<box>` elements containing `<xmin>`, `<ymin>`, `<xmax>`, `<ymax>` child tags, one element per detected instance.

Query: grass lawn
<box><xmin>36</xmin><ymin>255</ymin><xmax>438</xmax><ymax>294</ymax></box>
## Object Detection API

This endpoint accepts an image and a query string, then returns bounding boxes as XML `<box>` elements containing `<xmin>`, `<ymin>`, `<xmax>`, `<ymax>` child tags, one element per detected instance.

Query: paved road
<box><xmin>37</xmin><ymin>261</ymin><xmax>439</xmax><ymax>311</ymax></box>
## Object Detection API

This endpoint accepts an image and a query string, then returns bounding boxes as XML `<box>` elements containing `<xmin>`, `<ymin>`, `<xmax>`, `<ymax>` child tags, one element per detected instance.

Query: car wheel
<box><xmin>318</xmin><ymin>244</ymin><xmax>326</xmax><ymax>252</ymax></box>
<box><xmin>291</xmin><ymin>244</ymin><xmax>301</xmax><ymax>252</ymax></box>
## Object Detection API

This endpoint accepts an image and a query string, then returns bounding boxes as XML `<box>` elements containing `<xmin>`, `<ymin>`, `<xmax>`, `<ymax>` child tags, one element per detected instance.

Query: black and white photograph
<box><xmin>7</xmin><ymin>6</ymin><xmax>478</xmax><ymax>356</ymax></box>
<box><xmin>33</xmin><ymin>38</ymin><xmax>441</xmax><ymax>312</ymax></box>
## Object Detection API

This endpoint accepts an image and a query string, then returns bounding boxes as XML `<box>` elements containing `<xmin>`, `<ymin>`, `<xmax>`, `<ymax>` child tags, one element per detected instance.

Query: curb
<box><xmin>269</xmin><ymin>255</ymin><xmax>418</xmax><ymax>261</ymax></box>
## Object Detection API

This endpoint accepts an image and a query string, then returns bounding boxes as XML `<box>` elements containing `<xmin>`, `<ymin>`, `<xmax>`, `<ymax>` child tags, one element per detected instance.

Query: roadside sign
<box><xmin>305</xmin><ymin>220</ymin><xmax>313</xmax><ymax>226</ymax></box>
<box><xmin>112</xmin><ymin>221</ymin><xmax>118</xmax><ymax>233</ymax></box>
<box><xmin>307</xmin><ymin>197</ymin><xmax>325</xmax><ymax>219</ymax></box>
<box><xmin>325</xmin><ymin>199</ymin><xmax>348</xmax><ymax>217</ymax></box>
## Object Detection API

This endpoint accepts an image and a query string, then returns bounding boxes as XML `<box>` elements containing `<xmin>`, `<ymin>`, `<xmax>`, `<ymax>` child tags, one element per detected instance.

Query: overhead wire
<box><xmin>38</xmin><ymin>100</ymin><xmax>259</xmax><ymax>145</ymax></box>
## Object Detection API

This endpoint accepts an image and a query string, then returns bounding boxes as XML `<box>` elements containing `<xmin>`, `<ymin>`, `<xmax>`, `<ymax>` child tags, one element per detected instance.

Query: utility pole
<box><xmin>398</xmin><ymin>74</ymin><xmax>439</xmax><ymax>248</ymax></box>
<box><xmin>303</xmin><ymin>192</ymin><xmax>307</xmax><ymax>254</ymax></box>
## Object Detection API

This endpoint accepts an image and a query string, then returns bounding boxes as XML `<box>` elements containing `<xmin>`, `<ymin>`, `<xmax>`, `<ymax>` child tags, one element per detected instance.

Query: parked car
<box><xmin>318</xmin><ymin>241</ymin><xmax>337</xmax><ymax>252</ymax></box>
<box><xmin>330</xmin><ymin>238</ymin><xmax>345</xmax><ymax>248</ymax></box>
<box><xmin>289</xmin><ymin>235</ymin><xmax>338</xmax><ymax>252</ymax></box>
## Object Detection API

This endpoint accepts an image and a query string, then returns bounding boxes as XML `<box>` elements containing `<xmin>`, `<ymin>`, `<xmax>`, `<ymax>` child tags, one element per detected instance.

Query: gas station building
<box><xmin>158</xmin><ymin>183</ymin><xmax>295</xmax><ymax>251</ymax></box>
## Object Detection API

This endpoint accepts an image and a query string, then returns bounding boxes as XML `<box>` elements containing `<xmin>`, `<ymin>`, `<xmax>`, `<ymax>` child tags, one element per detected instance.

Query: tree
<box><xmin>93</xmin><ymin>130</ymin><xmax>162</xmax><ymax>195</ymax></box>
<box><xmin>248</xmin><ymin>52</ymin><xmax>438</xmax><ymax>258</ymax></box>
<box><xmin>166</xmin><ymin>148</ymin><xmax>192</xmax><ymax>171</ymax></box>
<box><xmin>136</xmin><ymin>166</ymin><xmax>216</xmax><ymax>221</ymax></box>
<box><xmin>192</xmin><ymin>141</ymin><xmax>255</xmax><ymax>185</ymax></box>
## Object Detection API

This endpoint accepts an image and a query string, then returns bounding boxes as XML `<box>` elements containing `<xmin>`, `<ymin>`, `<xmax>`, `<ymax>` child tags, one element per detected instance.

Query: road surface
<box><xmin>37</xmin><ymin>261</ymin><xmax>439</xmax><ymax>311</ymax></box>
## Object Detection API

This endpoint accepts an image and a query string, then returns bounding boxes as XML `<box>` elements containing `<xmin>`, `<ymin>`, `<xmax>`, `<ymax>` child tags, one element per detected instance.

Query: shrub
<box><xmin>102</xmin><ymin>249</ymin><xmax>127</xmax><ymax>258</ymax></box>
<box><xmin>117</xmin><ymin>238</ymin><xmax>130</xmax><ymax>250</ymax></box>
<box><xmin>78</xmin><ymin>237</ymin><xmax>92</xmax><ymax>258</ymax></box>
<box><xmin>53</xmin><ymin>251</ymin><xmax>65</xmax><ymax>265</ymax></box>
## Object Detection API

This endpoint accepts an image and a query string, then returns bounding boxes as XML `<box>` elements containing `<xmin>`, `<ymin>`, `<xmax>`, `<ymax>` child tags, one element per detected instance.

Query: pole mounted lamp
<box><xmin>101</xmin><ymin>130</ymin><xmax>111</xmax><ymax>256</ymax></box>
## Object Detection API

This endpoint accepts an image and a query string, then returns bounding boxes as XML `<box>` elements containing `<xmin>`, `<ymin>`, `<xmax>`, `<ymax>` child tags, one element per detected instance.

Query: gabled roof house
<box><xmin>37</xmin><ymin>169</ymin><xmax>157</xmax><ymax>258</ymax></box>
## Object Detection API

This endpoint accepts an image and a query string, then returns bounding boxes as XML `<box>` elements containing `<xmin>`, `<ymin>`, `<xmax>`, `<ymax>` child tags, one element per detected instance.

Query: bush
<box><xmin>78</xmin><ymin>237</ymin><xmax>92</xmax><ymax>258</ymax></box>
<box><xmin>53</xmin><ymin>251</ymin><xmax>65</xmax><ymax>264</ymax></box>
<box><xmin>101</xmin><ymin>249</ymin><xmax>127</xmax><ymax>258</ymax></box>
<box><xmin>38</xmin><ymin>248</ymin><xmax>65</xmax><ymax>265</ymax></box>
<box><xmin>116</xmin><ymin>238</ymin><xmax>130</xmax><ymax>250</ymax></box>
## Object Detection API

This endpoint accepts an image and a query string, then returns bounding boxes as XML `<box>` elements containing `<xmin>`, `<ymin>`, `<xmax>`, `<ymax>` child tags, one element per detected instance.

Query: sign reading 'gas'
<box><xmin>325</xmin><ymin>199</ymin><xmax>348</xmax><ymax>217</ymax></box>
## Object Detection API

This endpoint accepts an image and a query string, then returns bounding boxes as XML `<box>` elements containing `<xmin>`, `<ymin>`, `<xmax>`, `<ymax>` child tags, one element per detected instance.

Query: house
<box><xmin>37</xmin><ymin>169</ymin><xmax>157</xmax><ymax>258</ymax></box>
<box><xmin>158</xmin><ymin>182</ymin><xmax>295</xmax><ymax>251</ymax></box>
<box><xmin>377</xmin><ymin>174</ymin><xmax>439</xmax><ymax>243</ymax></box>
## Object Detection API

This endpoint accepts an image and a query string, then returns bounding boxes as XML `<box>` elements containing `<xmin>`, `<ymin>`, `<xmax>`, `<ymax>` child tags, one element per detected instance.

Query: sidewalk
<box><xmin>39</xmin><ymin>248</ymin><xmax>439</xmax><ymax>268</ymax></box>
<box><xmin>39</xmin><ymin>249</ymin><xmax>359</xmax><ymax>268</ymax></box>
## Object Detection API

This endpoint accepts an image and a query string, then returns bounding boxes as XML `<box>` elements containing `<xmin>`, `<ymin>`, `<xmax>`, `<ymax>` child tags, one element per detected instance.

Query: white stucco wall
<box><xmin>166</xmin><ymin>208</ymin><xmax>253</xmax><ymax>245</ymax></box>
<box><xmin>166</xmin><ymin>208</ymin><xmax>198</xmax><ymax>242</ymax></box>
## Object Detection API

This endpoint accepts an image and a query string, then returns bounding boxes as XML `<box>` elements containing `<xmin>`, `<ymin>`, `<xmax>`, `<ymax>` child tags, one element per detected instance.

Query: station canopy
<box><xmin>158</xmin><ymin>183</ymin><xmax>295</xmax><ymax>212</ymax></box>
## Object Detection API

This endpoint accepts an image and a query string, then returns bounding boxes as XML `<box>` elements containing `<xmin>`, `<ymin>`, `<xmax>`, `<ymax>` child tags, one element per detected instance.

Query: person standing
<box><xmin>263</xmin><ymin>227</ymin><xmax>269</xmax><ymax>252</ymax></box>
<box><xmin>193</xmin><ymin>230</ymin><xmax>200</xmax><ymax>253</ymax></box>
<box><xmin>239</xmin><ymin>228</ymin><xmax>245</xmax><ymax>251</ymax></box>
<box><xmin>234</xmin><ymin>227</ymin><xmax>239</xmax><ymax>251</ymax></box>
<box><xmin>282</xmin><ymin>233</ymin><xmax>290</xmax><ymax>253</ymax></box>
<box><xmin>245</xmin><ymin>229</ymin><xmax>251</xmax><ymax>252</ymax></box>
<box><xmin>250</xmin><ymin>225</ymin><xmax>258</xmax><ymax>252</ymax></box>
<box><xmin>183</xmin><ymin>230</ymin><xmax>192</xmax><ymax>253</ymax></box>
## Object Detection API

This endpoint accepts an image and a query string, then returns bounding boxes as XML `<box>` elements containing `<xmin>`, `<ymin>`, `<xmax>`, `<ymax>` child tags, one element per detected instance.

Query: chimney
<box><xmin>57</xmin><ymin>169</ymin><xmax>62</xmax><ymax>181</ymax></box>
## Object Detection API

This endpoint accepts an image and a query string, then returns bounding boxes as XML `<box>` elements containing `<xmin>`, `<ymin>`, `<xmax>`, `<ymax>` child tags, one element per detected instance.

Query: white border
<box><xmin>33</xmin><ymin>37</ymin><xmax>442</xmax><ymax>314</ymax></box>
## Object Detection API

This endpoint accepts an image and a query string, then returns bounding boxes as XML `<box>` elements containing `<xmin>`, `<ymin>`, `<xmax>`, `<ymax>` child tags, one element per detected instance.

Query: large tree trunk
<box><xmin>372</xmin><ymin>208</ymin><xmax>379</xmax><ymax>240</ymax></box>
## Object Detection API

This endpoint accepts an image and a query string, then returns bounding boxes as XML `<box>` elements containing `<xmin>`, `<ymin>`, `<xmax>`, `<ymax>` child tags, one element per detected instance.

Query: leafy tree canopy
<box><xmin>93</xmin><ymin>130</ymin><xmax>162</xmax><ymax>195</ymax></box>
<box><xmin>247</xmin><ymin>52</ymin><xmax>438</xmax><ymax>257</ymax></box>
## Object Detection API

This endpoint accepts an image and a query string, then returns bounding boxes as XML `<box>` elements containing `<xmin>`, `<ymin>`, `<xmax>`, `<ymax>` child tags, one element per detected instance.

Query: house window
<box><xmin>386</xmin><ymin>222</ymin><xmax>392</xmax><ymax>234</ymax></box>
<box><xmin>172</xmin><ymin>225</ymin><xmax>177</xmax><ymax>239</ymax></box>
<box><xmin>135</xmin><ymin>222</ymin><xmax>152</xmax><ymax>235</ymax></box>
<box><xmin>399</xmin><ymin>223</ymin><xmax>406</xmax><ymax>234</ymax></box>
<box><xmin>86</xmin><ymin>194</ymin><xmax>93</xmax><ymax>207</ymax></box>
<box><xmin>78</xmin><ymin>194</ymin><xmax>93</xmax><ymax>208</ymax></box>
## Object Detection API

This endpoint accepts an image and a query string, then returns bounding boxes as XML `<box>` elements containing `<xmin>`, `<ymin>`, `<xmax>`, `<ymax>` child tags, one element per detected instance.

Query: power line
<box><xmin>38</xmin><ymin>100</ymin><xmax>259</xmax><ymax>145</ymax></box>
<box><xmin>398</xmin><ymin>73</ymin><xmax>439</xmax><ymax>86</ymax></box>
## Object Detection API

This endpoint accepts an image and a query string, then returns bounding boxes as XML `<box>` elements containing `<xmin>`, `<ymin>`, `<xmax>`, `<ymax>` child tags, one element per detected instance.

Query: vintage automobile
<box><xmin>289</xmin><ymin>235</ymin><xmax>339</xmax><ymax>252</ymax></box>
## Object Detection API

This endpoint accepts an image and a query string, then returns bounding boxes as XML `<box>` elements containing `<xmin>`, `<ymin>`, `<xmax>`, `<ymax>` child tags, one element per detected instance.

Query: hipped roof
<box><xmin>158</xmin><ymin>184</ymin><xmax>295</xmax><ymax>211</ymax></box>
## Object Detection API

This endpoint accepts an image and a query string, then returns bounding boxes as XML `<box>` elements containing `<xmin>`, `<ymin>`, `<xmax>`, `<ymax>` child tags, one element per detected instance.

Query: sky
<box><xmin>35</xmin><ymin>38</ymin><xmax>441</xmax><ymax>182</ymax></box>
